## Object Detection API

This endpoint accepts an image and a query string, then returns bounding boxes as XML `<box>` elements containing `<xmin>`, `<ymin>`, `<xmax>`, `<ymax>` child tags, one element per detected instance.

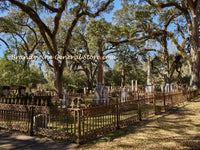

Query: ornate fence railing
<box><xmin>0</xmin><ymin>90</ymin><xmax>198</xmax><ymax>143</ymax></box>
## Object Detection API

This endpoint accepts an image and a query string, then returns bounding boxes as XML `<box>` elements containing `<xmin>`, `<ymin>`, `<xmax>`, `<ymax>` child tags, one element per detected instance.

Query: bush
<box><xmin>66</xmin><ymin>84</ymin><xmax>77</xmax><ymax>92</ymax></box>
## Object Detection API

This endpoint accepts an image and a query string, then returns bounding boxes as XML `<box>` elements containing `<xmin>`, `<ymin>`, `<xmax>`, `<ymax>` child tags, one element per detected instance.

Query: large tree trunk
<box><xmin>87</xmin><ymin>79</ymin><xmax>93</xmax><ymax>92</ymax></box>
<box><xmin>121</xmin><ymin>65</ymin><xmax>125</xmax><ymax>88</ymax></box>
<box><xmin>162</xmin><ymin>32</ymin><xmax>171</xmax><ymax>91</ymax></box>
<box><xmin>188</xmin><ymin>5</ymin><xmax>200</xmax><ymax>89</ymax></box>
<box><xmin>54</xmin><ymin>64</ymin><xmax>64</xmax><ymax>98</ymax></box>
<box><xmin>189</xmin><ymin>47</ymin><xmax>200</xmax><ymax>89</ymax></box>
<box><xmin>121</xmin><ymin>54</ymin><xmax>125</xmax><ymax>88</ymax></box>
<box><xmin>55</xmin><ymin>70</ymin><xmax>63</xmax><ymax>98</ymax></box>
<box><xmin>163</xmin><ymin>54</ymin><xmax>171</xmax><ymax>92</ymax></box>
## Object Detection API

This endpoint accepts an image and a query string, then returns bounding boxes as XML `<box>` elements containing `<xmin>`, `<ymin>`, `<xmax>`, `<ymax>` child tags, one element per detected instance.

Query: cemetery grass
<box><xmin>75</xmin><ymin>96</ymin><xmax>200</xmax><ymax>150</ymax></box>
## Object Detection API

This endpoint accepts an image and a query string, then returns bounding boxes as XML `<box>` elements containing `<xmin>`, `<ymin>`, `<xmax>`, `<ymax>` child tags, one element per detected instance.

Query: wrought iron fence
<box><xmin>0</xmin><ymin>90</ymin><xmax>198</xmax><ymax>143</ymax></box>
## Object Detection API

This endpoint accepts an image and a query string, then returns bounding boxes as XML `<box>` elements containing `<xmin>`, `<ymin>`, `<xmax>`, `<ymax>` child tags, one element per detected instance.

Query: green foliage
<box><xmin>151</xmin><ymin>53</ymin><xmax>190</xmax><ymax>87</ymax></box>
<box><xmin>0</xmin><ymin>17</ymin><xmax>18</xmax><ymax>33</ymax></box>
<box><xmin>66</xmin><ymin>84</ymin><xmax>78</xmax><ymax>92</ymax></box>
<box><xmin>63</xmin><ymin>68</ymin><xmax>87</xmax><ymax>91</ymax></box>
<box><xmin>1</xmin><ymin>0</ymin><xmax>196</xmax><ymax>90</ymax></box>
<box><xmin>104</xmin><ymin>69</ymin><xmax>121</xmax><ymax>86</ymax></box>
<box><xmin>0</xmin><ymin>58</ymin><xmax>47</xmax><ymax>88</ymax></box>
<box><xmin>86</xmin><ymin>18</ymin><xmax>112</xmax><ymax>50</ymax></box>
<box><xmin>104</xmin><ymin>62</ymin><xmax>147</xmax><ymax>87</ymax></box>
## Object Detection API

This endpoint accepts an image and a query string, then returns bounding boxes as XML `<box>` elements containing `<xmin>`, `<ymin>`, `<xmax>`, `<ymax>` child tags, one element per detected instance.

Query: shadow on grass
<box><xmin>79</xmin><ymin>113</ymin><xmax>167</xmax><ymax>144</ymax></box>
<box><xmin>79</xmin><ymin>98</ymin><xmax>200</xmax><ymax>149</ymax></box>
<box><xmin>0</xmin><ymin>129</ymin><xmax>79</xmax><ymax>150</ymax></box>
<box><xmin>115</xmin><ymin>135</ymin><xmax>200</xmax><ymax>150</ymax></box>
<box><xmin>1</xmin><ymin>97</ymin><xmax>200</xmax><ymax>149</ymax></box>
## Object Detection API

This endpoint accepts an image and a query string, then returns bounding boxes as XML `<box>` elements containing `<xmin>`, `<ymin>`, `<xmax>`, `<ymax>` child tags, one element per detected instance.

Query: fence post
<box><xmin>76</xmin><ymin>109</ymin><xmax>81</xmax><ymax>144</ymax></box>
<box><xmin>29</xmin><ymin>106</ymin><xmax>34</xmax><ymax>136</ymax></box>
<box><xmin>116</xmin><ymin>98</ymin><xmax>120</xmax><ymax>129</ymax></box>
<box><xmin>137</xmin><ymin>93</ymin><xmax>142</xmax><ymax>121</ymax></box>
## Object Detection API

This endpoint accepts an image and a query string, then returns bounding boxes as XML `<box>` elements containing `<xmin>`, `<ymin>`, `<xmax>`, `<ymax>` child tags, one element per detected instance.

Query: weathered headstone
<box><xmin>84</xmin><ymin>87</ymin><xmax>86</xmax><ymax>95</ymax></box>
<box><xmin>145</xmin><ymin>55</ymin><xmax>153</xmax><ymax>93</ymax></box>
<box><xmin>93</xmin><ymin>89</ymin><xmax>100</xmax><ymax>106</ymax></box>
<box><xmin>34</xmin><ymin>114</ymin><xmax>47</xmax><ymax>129</ymax></box>
<box><xmin>161</xmin><ymin>83</ymin><xmax>174</xmax><ymax>92</ymax></box>
<box><xmin>131</xmin><ymin>80</ymin><xmax>134</xmax><ymax>92</ymax></box>
<box><xmin>62</xmin><ymin>88</ymin><xmax>68</xmax><ymax>108</ymax></box>
<box><xmin>121</xmin><ymin>88</ymin><xmax>127</xmax><ymax>102</ymax></box>
<box><xmin>161</xmin><ymin>86</ymin><xmax>163</xmax><ymax>92</ymax></box>
<box><xmin>165</xmin><ymin>83</ymin><xmax>172</xmax><ymax>92</ymax></box>
<box><xmin>135</xmin><ymin>80</ymin><xmax>138</xmax><ymax>92</ymax></box>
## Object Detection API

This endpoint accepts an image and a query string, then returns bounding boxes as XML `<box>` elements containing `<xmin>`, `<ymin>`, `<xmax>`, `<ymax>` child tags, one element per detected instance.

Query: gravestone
<box><xmin>93</xmin><ymin>87</ymin><xmax>100</xmax><ymax>105</ymax></box>
<box><xmin>131</xmin><ymin>80</ymin><xmax>134</xmax><ymax>92</ymax></box>
<box><xmin>135</xmin><ymin>80</ymin><xmax>138</xmax><ymax>92</ymax></box>
<box><xmin>161</xmin><ymin>83</ymin><xmax>174</xmax><ymax>92</ymax></box>
<box><xmin>145</xmin><ymin>55</ymin><xmax>153</xmax><ymax>93</ymax></box>
<box><xmin>62</xmin><ymin>88</ymin><xmax>68</xmax><ymax>108</ymax></box>
<box><xmin>121</xmin><ymin>88</ymin><xmax>128</xmax><ymax>102</ymax></box>
<box><xmin>93</xmin><ymin>90</ymin><xmax>100</xmax><ymax>100</ymax></box>
<box><xmin>34</xmin><ymin>114</ymin><xmax>47</xmax><ymax>129</ymax></box>
<box><xmin>84</xmin><ymin>87</ymin><xmax>86</xmax><ymax>95</ymax></box>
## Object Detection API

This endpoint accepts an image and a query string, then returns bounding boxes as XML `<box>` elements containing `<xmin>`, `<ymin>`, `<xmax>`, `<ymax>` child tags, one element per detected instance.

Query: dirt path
<box><xmin>77</xmin><ymin>97</ymin><xmax>200</xmax><ymax>150</ymax></box>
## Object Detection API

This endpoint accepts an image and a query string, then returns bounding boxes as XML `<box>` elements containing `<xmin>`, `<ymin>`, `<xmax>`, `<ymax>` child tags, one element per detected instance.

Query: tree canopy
<box><xmin>0</xmin><ymin>0</ymin><xmax>199</xmax><ymax>94</ymax></box>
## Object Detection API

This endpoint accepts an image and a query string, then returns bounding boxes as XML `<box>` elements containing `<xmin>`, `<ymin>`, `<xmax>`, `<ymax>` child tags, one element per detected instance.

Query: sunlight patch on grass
<box><xmin>76</xmin><ymin>97</ymin><xmax>200</xmax><ymax>150</ymax></box>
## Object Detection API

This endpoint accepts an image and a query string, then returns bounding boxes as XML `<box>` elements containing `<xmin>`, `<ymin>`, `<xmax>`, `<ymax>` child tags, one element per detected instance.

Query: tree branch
<box><xmin>109</xmin><ymin>30</ymin><xmax>164</xmax><ymax>47</ymax></box>
<box><xmin>53</xmin><ymin>0</ymin><xmax>68</xmax><ymax>36</ymax></box>
<box><xmin>38</xmin><ymin>0</ymin><xmax>59</xmax><ymax>12</ymax></box>
<box><xmin>164</xmin><ymin>12</ymin><xmax>183</xmax><ymax>30</ymax></box>
<box><xmin>8</xmin><ymin>0</ymin><xmax>55</xmax><ymax>56</ymax></box>
<box><xmin>146</xmin><ymin>0</ymin><xmax>186</xmax><ymax>13</ymax></box>
<box><xmin>85</xmin><ymin>0</ymin><xmax>114</xmax><ymax>17</ymax></box>
<box><xmin>38</xmin><ymin>50</ymin><xmax>54</xmax><ymax>68</ymax></box>
<box><xmin>61</xmin><ymin>0</ymin><xmax>114</xmax><ymax>69</ymax></box>
<box><xmin>15</xmin><ymin>32</ymin><xmax>29</xmax><ymax>52</ymax></box>
<box><xmin>0</xmin><ymin>38</ymin><xmax>11</xmax><ymax>50</ymax></box>
<box><xmin>165</xmin><ymin>30</ymin><xmax>192</xmax><ymax>65</ymax></box>
<box><xmin>134</xmin><ymin>48</ymin><xmax>163</xmax><ymax>57</ymax></box>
